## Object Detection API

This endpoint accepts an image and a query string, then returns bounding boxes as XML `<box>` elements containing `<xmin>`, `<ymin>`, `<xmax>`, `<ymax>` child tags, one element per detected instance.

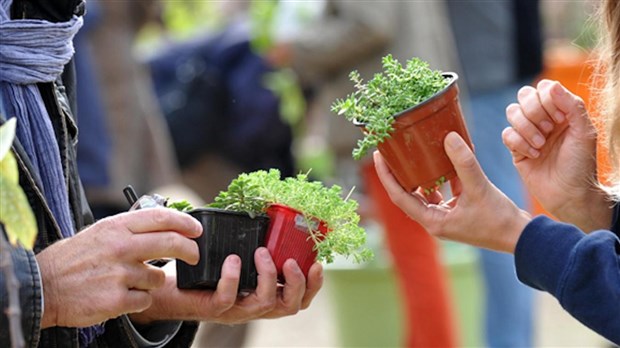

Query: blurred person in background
<box><xmin>82</xmin><ymin>0</ymin><xmax>181</xmax><ymax>218</ymax></box>
<box><xmin>444</xmin><ymin>0</ymin><xmax>542</xmax><ymax>346</ymax></box>
<box><xmin>373</xmin><ymin>0</ymin><xmax>620</xmax><ymax>344</ymax></box>
<box><xmin>268</xmin><ymin>2</ymin><xmax>462</xmax><ymax>346</ymax></box>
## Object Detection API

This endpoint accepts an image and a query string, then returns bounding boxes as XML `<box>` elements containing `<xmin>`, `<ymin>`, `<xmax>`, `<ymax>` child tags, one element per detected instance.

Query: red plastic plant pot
<box><xmin>358</xmin><ymin>73</ymin><xmax>473</xmax><ymax>193</ymax></box>
<box><xmin>265</xmin><ymin>204</ymin><xmax>329</xmax><ymax>281</ymax></box>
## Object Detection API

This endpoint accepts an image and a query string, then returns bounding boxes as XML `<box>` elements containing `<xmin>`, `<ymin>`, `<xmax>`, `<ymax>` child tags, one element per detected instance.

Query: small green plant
<box><xmin>209</xmin><ymin>169</ymin><xmax>372</xmax><ymax>264</ymax></box>
<box><xmin>331</xmin><ymin>54</ymin><xmax>450</xmax><ymax>160</ymax></box>
<box><xmin>167</xmin><ymin>199</ymin><xmax>194</xmax><ymax>213</ymax></box>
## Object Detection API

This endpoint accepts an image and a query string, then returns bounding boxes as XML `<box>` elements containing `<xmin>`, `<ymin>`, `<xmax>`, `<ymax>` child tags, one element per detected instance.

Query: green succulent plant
<box><xmin>331</xmin><ymin>54</ymin><xmax>450</xmax><ymax>160</ymax></box>
<box><xmin>208</xmin><ymin>169</ymin><xmax>372</xmax><ymax>264</ymax></box>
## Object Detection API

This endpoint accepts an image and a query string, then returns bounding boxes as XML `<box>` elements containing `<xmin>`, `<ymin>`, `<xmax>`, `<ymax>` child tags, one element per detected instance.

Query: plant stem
<box><xmin>0</xmin><ymin>231</ymin><xmax>25</xmax><ymax>348</ymax></box>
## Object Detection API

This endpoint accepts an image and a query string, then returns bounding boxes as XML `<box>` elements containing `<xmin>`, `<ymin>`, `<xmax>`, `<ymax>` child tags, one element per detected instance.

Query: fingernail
<box><xmin>529</xmin><ymin>148</ymin><xmax>540</xmax><ymax>158</ymax></box>
<box><xmin>445</xmin><ymin>132</ymin><xmax>462</xmax><ymax>150</ymax></box>
<box><xmin>540</xmin><ymin>120</ymin><xmax>553</xmax><ymax>133</ymax></box>
<box><xmin>259</xmin><ymin>247</ymin><xmax>271</xmax><ymax>260</ymax></box>
<box><xmin>554</xmin><ymin>111</ymin><xmax>565</xmax><ymax>123</ymax></box>
<box><xmin>532</xmin><ymin>135</ymin><xmax>545</xmax><ymax>148</ymax></box>
<box><xmin>289</xmin><ymin>259</ymin><xmax>302</xmax><ymax>274</ymax></box>
<box><xmin>227</xmin><ymin>254</ymin><xmax>241</xmax><ymax>266</ymax></box>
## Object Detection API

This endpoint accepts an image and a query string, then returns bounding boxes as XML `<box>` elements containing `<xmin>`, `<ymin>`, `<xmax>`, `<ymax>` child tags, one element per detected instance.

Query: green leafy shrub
<box><xmin>331</xmin><ymin>54</ymin><xmax>450</xmax><ymax>160</ymax></box>
<box><xmin>209</xmin><ymin>169</ymin><xmax>372</xmax><ymax>264</ymax></box>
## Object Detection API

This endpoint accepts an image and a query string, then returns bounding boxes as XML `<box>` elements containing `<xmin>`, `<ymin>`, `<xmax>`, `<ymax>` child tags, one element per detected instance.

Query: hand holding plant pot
<box><xmin>210</xmin><ymin>169</ymin><xmax>372</xmax><ymax>281</ymax></box>
<box><xmin>332</xmin><ymin>54</ymin><xmax>473</xmax><ymax>194</ymax></box>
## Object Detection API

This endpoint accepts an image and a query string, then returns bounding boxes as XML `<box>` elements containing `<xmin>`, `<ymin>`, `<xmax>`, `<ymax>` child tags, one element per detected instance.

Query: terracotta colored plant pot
<box><xmin>176</xmin><ymin>208</ymin><xmax>269</xmax><ymax>291</ymax></box>
<box><xmin>358</xmin><ymin>73</ymin><xmax>473</xmax><ymax>193</ymax></box>
<box><xmin>265</xmin><ymin>204</ymin><xmax>329</xmax><ymax>281</ymax></box>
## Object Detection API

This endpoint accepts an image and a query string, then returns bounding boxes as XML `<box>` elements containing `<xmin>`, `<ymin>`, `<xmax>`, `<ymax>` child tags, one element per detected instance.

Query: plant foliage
<box><xmin>167</xmin><ymin>200</ymin><xmax>194</xmax><ymax>213</ymax></box>
<box><xmin>209</xmin><ymin>169</ymin><xmax>372</xmax><ymax>264</ymax></box>
<box><xmin>0</xmin><ymin>118</ymin><xmax>37</xmax><ymax>249</ymax></box>
<box><xmin>331</xmin><ymin>54</ymin><xmax>450</xmax><ymax>160</ymax></box>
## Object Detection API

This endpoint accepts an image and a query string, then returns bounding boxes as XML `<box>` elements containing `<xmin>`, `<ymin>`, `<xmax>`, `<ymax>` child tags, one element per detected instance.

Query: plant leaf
<box><xmin>0</xmin><ymin>150</ymin><xmax>18</xmax><ymax>185</ymax></box>
<box><xmin>0</xmin><ymin>118</ymin><xmax>17</xmax><ymax>162</ymax></box>
<box><xmin>0</xmin><ymin>172</ymin><xmax>37</xmax><ymax>249</ymax></box>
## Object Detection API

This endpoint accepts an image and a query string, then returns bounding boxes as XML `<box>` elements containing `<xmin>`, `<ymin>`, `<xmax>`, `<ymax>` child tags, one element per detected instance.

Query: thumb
<box><xmin>444</xmin><ymin>132</ymin><xmax>486</xmax><ymax>192</ymax></box>
<box><xmin>549</xmin><ymin>82</ymin><xmax>592</xmax><ymax>134</ymax></box>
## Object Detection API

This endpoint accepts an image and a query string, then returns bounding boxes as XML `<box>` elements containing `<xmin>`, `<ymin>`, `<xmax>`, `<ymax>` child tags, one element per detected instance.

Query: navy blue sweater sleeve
<box><xmin>515</xmin><ymin>215</ymin><xmax>620</xmax><ymax>344</ymax></box>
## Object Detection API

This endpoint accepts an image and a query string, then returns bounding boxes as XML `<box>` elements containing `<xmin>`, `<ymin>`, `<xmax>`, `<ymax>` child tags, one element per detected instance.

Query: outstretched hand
<box><xmin>374</xmin><ymin>132</ymin><xmax>531</xmax><ymax>253</ymax></box>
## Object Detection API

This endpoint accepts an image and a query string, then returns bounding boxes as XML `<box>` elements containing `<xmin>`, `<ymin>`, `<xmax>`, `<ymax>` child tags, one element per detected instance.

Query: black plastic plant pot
<box><xmin>176</xmin><ymin>208</ymin><xmax>269</xmax><ymax>292</ymax></box>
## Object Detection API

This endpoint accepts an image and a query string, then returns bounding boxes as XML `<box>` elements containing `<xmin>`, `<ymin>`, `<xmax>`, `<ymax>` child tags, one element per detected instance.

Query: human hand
<box><xmin>374</xmin><ymin>132</ymin><xmax>532</xmax><ymax>253</ymax></box>
<box><xmin>129</xmin><ymin>247</ymin><xmax>323</xmax><ymax>325</ymax></box>
<box><xmin>501</xmin><ymin>80</ymin><xmax>612</xmax><ymax>231</ymax></box>
<box><xmin>36</xmin><ymin>208</ymin><xmax>202</xmax><ymax>328</ymax></box>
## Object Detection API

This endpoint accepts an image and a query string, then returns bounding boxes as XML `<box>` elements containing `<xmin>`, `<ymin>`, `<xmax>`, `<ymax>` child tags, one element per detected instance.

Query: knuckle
<box><xmin>110</xmin><ymin>239</ymin><xmax>130</xmax><ymax>258</ymax></box>
<box><xmin>213</xmin><ymin>294</ymin><xmax>236</xmax><ymax>311</ymax></box>
<box><xmin>149</xmin><ymin>269</ymin><xmax>166</xmax><ymax>288</ymax></box>
<box><xmin>574</xmin><ymin>96</ymin><xmax>587</xmax><ymax>111</ymax></box>
<box><xmin>258</xmin><ymin>298</ymin><xmax>277</xmax><ymax>313</ymax></box>
<box><xmin>150</xmin><ymin>208</ymin><xmax>172</xmax><ymax>227</ymax></box>
<box><xmin>457</xmin><ymin>152</ymin><xmax>478</xmax><ymax>171</ymax></box>
<box><xmin>282</xmin><ymin>303</ymin><xmax>300</xmax><ymax>316</ymax></box>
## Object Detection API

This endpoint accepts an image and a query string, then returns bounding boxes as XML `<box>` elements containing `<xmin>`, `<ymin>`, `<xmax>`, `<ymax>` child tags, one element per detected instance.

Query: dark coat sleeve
<box><xmin>0</xmin><ymin>231</ymin><xmax>43</xmax><ymax>348</ymax></box>
<box><xmin>514</xmin><ymin>215</ymin><xmax>620</xmax><ymax>344</ymax></box>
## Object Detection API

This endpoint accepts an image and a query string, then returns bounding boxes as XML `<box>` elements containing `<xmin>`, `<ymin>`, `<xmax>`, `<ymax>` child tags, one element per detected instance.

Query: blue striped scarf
<box><xmin>0</xmin><ymin>1</ymin><xmax>103</xmax><ymax>346</ymax></box>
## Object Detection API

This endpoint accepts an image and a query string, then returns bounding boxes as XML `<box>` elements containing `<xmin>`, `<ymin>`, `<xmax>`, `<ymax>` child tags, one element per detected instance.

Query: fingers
<box><xmin>373</xmin><ymin>151</ymin><xmax>427</xmax><ymax>218</ymax></box>
<box><xmin>301</xmin><ymin>262</ymin><xmax>323</xmax><ymax>310</ymax></box>
<box><xmin>126</xmin><ymin>264</ymin><xmax>166</xmax><ymax>290</ymax></box>
<box><xmin>209</xmin><ymin>255</ymin><xmax>242</xmax><ymax>316</ymax></box>
<box><xmin>114</xmin><ymin>208</ymin><xmax>203</xmax><ymax>237</ymax></box>
<box><xmin>122</xmin><ymin>289</ymin><xmax>153</xmax><ymax>315</ymax></box>
<box><xmin>252</xmin><ymin>248</ymin><xmax>278</xmax><ymax>313</ymax></box>
<box><xmin>129</xmin><ymin>232</ymin><xmax>200</xmax><ymax>265</ymax></box>
<box><xmin>443</xmin><ymin>132</ymin><xmax>487</xmax><ymax>193</ymax></box>
<box><xmin>502</xmin><ymin>126</ymin><xmax>538</xmax><ymax>160</ymax></box>
<box><xmin>267</xmin><ymin>259</ymin><xmax>306</xmax><ymax>317</ymax></box>
<box><xmin>504</xmin><ymin>80</ymin><xmax>591</xmax><ymax>160</ymax></box>
<box><xmin>547</xmin><ymin>82</ymin><xmax>592</xmax><ymax>135</ymax></box>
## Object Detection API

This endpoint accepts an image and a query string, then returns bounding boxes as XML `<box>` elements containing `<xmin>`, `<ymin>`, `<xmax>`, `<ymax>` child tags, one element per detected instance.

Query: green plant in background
<box><xmin>0</xmin><ymin>118</ymin><xmax>37</xmax><ymax>249</ymax></box>
<box><xmin>209</xmin><ymin>169</ymin><xmax>372</xmax><ymax>264</ymax></box>
<box><xmin>331</xmin><ymin>54</ymin><xmax>450</xmax><ymax>160</ymax></box>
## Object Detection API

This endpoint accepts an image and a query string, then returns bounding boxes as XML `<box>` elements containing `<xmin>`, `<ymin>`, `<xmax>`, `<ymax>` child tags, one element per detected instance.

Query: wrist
<box><xmin>498</xmin><ymin>207</ymin><xmax>532</xmax><ymax>254</ymax></box>
<box><xmin>555</xmin><ymin>186</ymin><xmax>613</xmax><ymax>232</ymax></box>
<box><xmin>36</xmin><ymin>249</ymin><xmax>59</xmax><ymax>329</ymax></box>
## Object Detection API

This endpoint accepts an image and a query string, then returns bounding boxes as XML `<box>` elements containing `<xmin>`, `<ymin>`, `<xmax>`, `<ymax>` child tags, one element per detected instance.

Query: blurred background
<box><xmin>74</xmin><ymin>1</ymin><xmax>614</xmax><ymax>347</ymax></box>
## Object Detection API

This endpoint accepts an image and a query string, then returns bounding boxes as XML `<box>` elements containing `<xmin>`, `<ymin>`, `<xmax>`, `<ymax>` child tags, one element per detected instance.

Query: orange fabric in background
<box><xmin>531</xmin><ymin>48</ymin><xmax>609</xmax><ymax>215</ymax></box>
<box><xmin>362</xmin><ymin>163</ymin><xmax>459</xmax><ymax>348</ymax></box>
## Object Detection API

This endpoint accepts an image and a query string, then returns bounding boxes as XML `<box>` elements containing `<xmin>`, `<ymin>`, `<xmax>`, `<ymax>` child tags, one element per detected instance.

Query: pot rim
<box><xmin>353</xmin><ymin>72</ymin><xmax>459</xmax><ymax>127</ymax></box>
<box><xmin>188</xmin><ymin>207</ymin><xmax>269</xmax><ymax>220</ymax></box>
